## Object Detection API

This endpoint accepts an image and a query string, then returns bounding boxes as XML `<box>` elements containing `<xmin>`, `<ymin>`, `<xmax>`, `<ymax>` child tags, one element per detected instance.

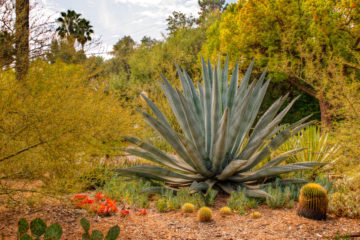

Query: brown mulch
<box><xmin>1</xmin><ymin>194</ymin><xmax>359</xmax><ymax>240</ymax></box>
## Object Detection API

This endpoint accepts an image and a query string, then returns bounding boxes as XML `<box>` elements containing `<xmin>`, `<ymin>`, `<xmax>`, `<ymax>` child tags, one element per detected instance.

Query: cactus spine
<box><xmin>297</xmin><ymin>183</ymin><xmax>328</xmax><ymax>220</ymax></box>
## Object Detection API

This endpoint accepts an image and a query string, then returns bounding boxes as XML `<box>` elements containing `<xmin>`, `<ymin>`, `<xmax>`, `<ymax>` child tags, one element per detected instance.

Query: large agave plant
<box><xmin>116</xmin><ymin>58</ymin><xmax>325</xmax><ymax>197</ymax></box>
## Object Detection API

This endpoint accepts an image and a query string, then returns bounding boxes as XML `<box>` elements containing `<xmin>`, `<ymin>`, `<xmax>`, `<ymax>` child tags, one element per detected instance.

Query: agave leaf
<box><xmin>221</xmin><ymin>55</ymin><xmax>229</xmax><ymax>111</ymax></box>
<box><xmin>238</xmin><ymin>115</ymin><xmax>314</xmax><ymax>172</ymax></box>
<box><xmin>237</xmin><ymin>96</ymin><xmax>301</xmax><ymax>161</ymax></box>
<box><xmin>231</xmin><ymin>78</ymin><xmax>271</xmax><ymax>156</ymax></box>
<box><xmin>230</xmin><ymin>164</ymin><xmax>311</xmax><ymax>182</ymax></box>
<box><xmin>177</xmin><ymin>134</ymin><xmax>213</xmax><ymax>177</ymax></box>
<box><xmin>245</xmin><ymin>188</ymin><xmax>271</xmax><ymax>198</ymax></box>
<box><xmin>260</xmin><ymin>148</ymin><xmax>307</xmax><ymax>169</ymax></box>
<box><xmin>208</xmin><ymin>59</ymin><xmax>213</xmax><ymax>89</ymax></box>
<box><xmin>115</xmin><ymin>165</ymin><xmax>203</xmax><ymax>183</ymax></box>
<box><xmin>210</xmin><ymin>67</ymin><xmax>221</xmax><ymax>159</ymax></box>
<box><xmin>176</xmin><ymin>63</ymin><xmax>193</xmax><ymax>101</ymax></box>
<box><xmin>225</xmin><ymin>84</ymin><xmax>254</xmax><ymax>154</ymax></box>
<box><xmin>212</xmin><ymin>107</ymin><xmax>230</xmax><ymax>172</ymax></box>
<box><xmin>217</xmin><ymin>182</ymin><xmax>235</xmax><ymax>194</ymax></box>
<box><xmin>158</xmin><ymin>75</ymin><xmax>192</xmax><ymax>139</ymax></box>
<box><xmin>138</xmin><ymin>109</ymin><xmax>195</xmax><ymax>168</ymax></box>
<box><xmin>119</xmin><ymin>148</ymin><xmax>194</xmax><ymax>173</ymax></box>
<box><xmin>216</xmin><ymin>159</ymin><xmax>247</xmax><ymax>181</ymax></box>
<box><xmin>189</xmin><ymin>181</ymin><xmax>209</xmax><ymax>193</ymax></box>
<box><xmin>176</xmin><ymin>89</ymin><xmax>206</xmax><ymax>157</ymax></box>
<box><xmin>237</xmin><ymin>59</ymin><xmax>254</xmax><ymax>97</ymax></box>
<box><xmin>202</xmin><ymin>57</ymin><xmax>212</xmax><ymax>154</ymax></box>
<box><xmin>292</xmin><ymin>162</ymin><xmax>327</xmax><ymax>167</ymax></box>
<box><xmin>198</xmin><ymin>82</ymin><xmax>204</xmax><ymax>111</ymax></box>
<box><xmin>140</xmin><ymin>92</ymin><xmax>172</xmax><ymax>130</ymax></box>
<box><xmin>226</xmin><ymin>61</ymin><xmax>239</xmax><ymax>110</ymax></box>
<box><xmin>184</xmin><ymin>71</ymin><xmax>204</xmax><ymax>127</ymax></box>
<box><xmin>124</xmin><ymin>136</ymin><xmax>195</xmax><ymax>173</ymax></box>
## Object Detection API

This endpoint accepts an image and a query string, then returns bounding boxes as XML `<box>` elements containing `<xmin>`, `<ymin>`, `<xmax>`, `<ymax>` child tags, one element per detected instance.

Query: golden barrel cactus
<box><xmin>197</xmin><ymin>207</ymin><xmax>212</xmax><ymax>222</ymax></box>
<box><xmin>297</xmin><ymin>183</ymin><xmax>328</xmax><ymax>220</ymax></box>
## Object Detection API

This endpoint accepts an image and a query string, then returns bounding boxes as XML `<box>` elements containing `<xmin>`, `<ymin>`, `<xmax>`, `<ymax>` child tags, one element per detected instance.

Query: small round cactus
<box><xmin>297</xmin><ymin>183</ymin><xmax>328</xmax><ymax>220</ymax></box>
<box><xmin>219</xmin><ymin>206</ymin><xmax>232</xmax><ymax>216</ymax></box>
<box><xmin>250</xmin><ymin>211</ymin><xmax>261</xmax><ymax>219</ymax></box>
<box><xmin>181</xmin><ymin>203</ymin><xmax>195</xmax><ymax>213</ymax></box>
<box><xmin>197</xmin><ymin>207</ymin><xmax>212</xmax><ymax>222</ymax></box>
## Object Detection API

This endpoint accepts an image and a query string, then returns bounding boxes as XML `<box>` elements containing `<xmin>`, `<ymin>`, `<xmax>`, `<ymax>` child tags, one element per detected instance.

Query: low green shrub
<box><xmin>328</xmin><ymin>178</ymin><xmax>360</xmax><ymax>218</ymax></box>
<box><xmin>155</xmin><ymin>198</ymin><xmax>168</xmax><ymax>213</ymax></box>
<box><xmin>226</xmin><ymin>189</ymin><xmax>257</xmax><ymax>215</ymax></box>
<box><xmin>102</xmin><ymin>177</ymin><xmax>151</xmax><ymax>208</ymax></box>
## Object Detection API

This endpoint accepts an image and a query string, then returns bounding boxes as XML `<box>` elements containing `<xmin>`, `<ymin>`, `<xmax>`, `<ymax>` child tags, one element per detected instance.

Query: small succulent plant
<box><xmin>250</xmin><ymin>211</ymin><xmax>261</xmax><ymax>219</ymax></box>
<box><xmin>155</xmin><ymin>198</ymin><xmax>168</xmax><ymax>213</ymax></box>
<box><xmin>197</xmin><ymin>207</ymin><xmax>212</xmax><ymax>222</ymax></box>
<box><xmin>219</xmin><ymin>206</ymin><xmax>232</xmax><ymax>216</ymax></box>
<box><xmin>297</xmin><ymin>183</ymin><xmax>328</xmax><ymax>220</ymax></box>
<box><xmin>17</xmin><ymin>217</ymin><xmax>62</xmax><ymax>240</ymax></box>
<box><xmin>80</xmin><ymin>218</ymin><xmax>120</xmax><ymax>240</ymax></box>
<box><xmin>116</xmin><ymin>58</ymin><xmax>324</xmax><ymax>198</ymax></box>
<box><xmin>181</xmin><ymin>203</ymin><xmax>195</xmax><ymax>213</ymax></box>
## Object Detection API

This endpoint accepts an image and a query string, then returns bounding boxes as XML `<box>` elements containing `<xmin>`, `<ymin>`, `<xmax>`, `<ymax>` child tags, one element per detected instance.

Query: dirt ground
<box><xmin>0</xmin><ymin>195</ymin><xmax>359</xmax><ymax>240</ymax></box>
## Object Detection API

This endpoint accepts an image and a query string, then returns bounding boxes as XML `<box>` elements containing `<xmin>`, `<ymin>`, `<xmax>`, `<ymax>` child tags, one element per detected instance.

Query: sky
<box><xmin>38</xmin><ymin>0</ymin><xmax>238</xmax><ymax>58</ymax></box>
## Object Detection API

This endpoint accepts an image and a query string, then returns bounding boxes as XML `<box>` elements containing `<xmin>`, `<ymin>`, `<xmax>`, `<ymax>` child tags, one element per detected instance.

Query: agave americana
<box><xmin>116</xmin><ymin>58</ymin><xmax>325</xmax><ymax>197</ymax></box>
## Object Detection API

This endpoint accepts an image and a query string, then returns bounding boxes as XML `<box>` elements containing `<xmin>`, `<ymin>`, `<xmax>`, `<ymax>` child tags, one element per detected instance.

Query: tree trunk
<box><xmin>288</xmin><ymin>78</ymin><xmax>331</xmax><ymax>127</ymax></box>
<box><xmin>319</xmin><ymin>97</ymin><xmax>331</xmax><ymax>128</ymax></box>
<box><xmin>15</xmin><ymin>0</ymin><xmax>30</xmax><ymax>81</ymax></box>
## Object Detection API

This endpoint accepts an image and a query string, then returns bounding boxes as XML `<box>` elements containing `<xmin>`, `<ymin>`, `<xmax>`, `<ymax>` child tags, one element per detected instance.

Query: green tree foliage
<box><xmin>0</xmin><ymin>31</ymin><xmax>15</xmax><ymax>69</ymax></box>
<box><xmin>166</xmin><ymin>11</ymin><xmax>195</xmax><ymax>35</ymax></box>
<box><xmin>46</xmin><ymin>40</ymin><xmax>87</xmax><ymax>64</ymax></box>
<box><xmin>202</xmin><ymin>0</ymin><xmax>360</xmax><ymax>127</ymax></box>
<box><xmin>197</xmin><ymin>0</ymin><xmax>225</xmax><ymax>24</ymax></box>
<box><xmin>0</xmin><ymin>61</ymin><xmax>132</xmax><ymax>194</ymax></box>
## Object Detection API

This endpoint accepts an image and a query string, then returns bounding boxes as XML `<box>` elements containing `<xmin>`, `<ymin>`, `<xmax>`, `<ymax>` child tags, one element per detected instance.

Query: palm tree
<box><xmin>76</xmin><ymin>18</ymin><xmax>94</xmax><ymax>50</ymax></box>
<box><xmin>56</xmin><ymin>10</ymin><xmax>81</xmax><ymax>47</ymax></box>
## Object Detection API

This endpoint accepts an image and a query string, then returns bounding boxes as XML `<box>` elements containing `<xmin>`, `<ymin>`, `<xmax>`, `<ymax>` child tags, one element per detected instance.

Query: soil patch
<box><xmin>0</xmin><ymin>195</ymin><xmax>359</xmax><ymax>240</ymax></box>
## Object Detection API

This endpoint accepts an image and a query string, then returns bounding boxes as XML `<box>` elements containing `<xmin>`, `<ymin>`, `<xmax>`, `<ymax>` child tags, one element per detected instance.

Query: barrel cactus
<box><xmin>198</xmin><ymin>207</ymin><xmax>213</xmax><ymax>222</ymax></box>
<box><xmin>219</xmin><ymin>206</ymin><xmax>232</xmax><ymax>216</ymax></box>
<box><xmin>181</xmin><ymin>203</ymin><xmax>195</xmax><ymax>213</ymax></box>
<box><xmin>116</xmin><ymin>57</ymin><xmax>325</xmax><ymax>197</ymax></box>
<box><xmin>297</xmin><ymin>183</ymin><xmax>328</xmax><ymax>220</ymax></box>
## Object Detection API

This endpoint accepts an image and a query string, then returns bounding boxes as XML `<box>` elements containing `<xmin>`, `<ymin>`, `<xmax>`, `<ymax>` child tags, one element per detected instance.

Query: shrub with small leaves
<box><xmin>265</xmin><ymin>186</ymin><xmax>292</xmax><ymax>209</ymax></box>
<box><xmin>155</xmin><ymin>198</ymin><xmax>168</xmax><ymax>213</ymax></box>
<box><xmin>197</xmin><ymin>207</ymin><xmax>212</xmax><ymax>222</ymax></box>
<box><xmin>226</xmin><ymin>189</ymin><xmax>255</xmax><ymax>215</ymax></box>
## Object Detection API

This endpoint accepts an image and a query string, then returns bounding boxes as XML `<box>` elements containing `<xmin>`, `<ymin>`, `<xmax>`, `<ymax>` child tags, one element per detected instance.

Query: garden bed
<box><xmin>0</xmin><ymin>194</ymin><xmax>359</xmax><ymax>240</ymax></box>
